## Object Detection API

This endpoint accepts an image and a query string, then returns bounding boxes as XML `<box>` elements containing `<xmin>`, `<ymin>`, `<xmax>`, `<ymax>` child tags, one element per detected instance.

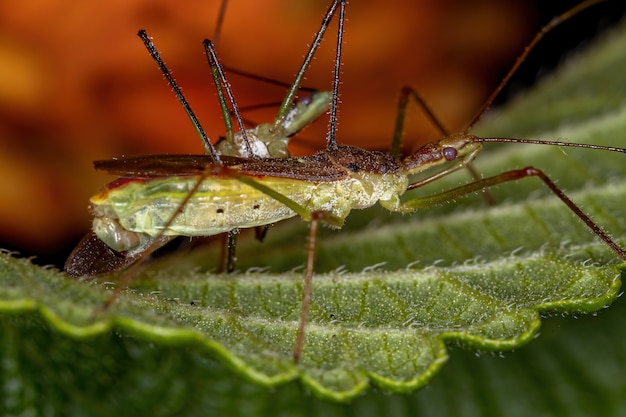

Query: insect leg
<box><xmin>390</xmin><ymin>86</ymin><xmax>449</xmax><ymax>157</ymax></box>
<box><xmin>219</xmin><ymin>230</ymin><xmax>239</xmax><ymax>274</ymax></box>
<box><xmin>212</xmin><ymin>165</ymin><xmax>342</xmax><ymax>361</ymax></box>
<box><xmin>401</xmin><ymin>167</ymin><xmax>626</xmax><ymax>261</ymax></box>
<box><xmin>391</xmin><ymin>86</ymin><xmax>496</xmax><ymax>204</ymax></box>
<box><xmin>293</xmin><ymin>211</ymin><xmax>323</xmax><ymax>363</ymax></box>
<box><xmin>204</xmin><ymin>39</ymin><xmax>253</xmax><ymax>158</ymax></box>
<box><xmin>138</xmin><ymin>30</ymin><xmax>220</xmax><ymax>162</ymax></box>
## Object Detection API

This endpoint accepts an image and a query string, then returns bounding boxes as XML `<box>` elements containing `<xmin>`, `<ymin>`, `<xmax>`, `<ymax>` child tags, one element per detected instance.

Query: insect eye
<box><xmin>443</xmin><ymin>147</ymin><xmax>457</xmax><ymax>161</ymax></box>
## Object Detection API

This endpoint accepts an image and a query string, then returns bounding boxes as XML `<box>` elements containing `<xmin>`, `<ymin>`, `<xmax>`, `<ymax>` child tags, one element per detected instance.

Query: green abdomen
<box><xmin>91</xmin><ymin>174</ymin><xmax>395</xmax><ymax>237</ymax></box>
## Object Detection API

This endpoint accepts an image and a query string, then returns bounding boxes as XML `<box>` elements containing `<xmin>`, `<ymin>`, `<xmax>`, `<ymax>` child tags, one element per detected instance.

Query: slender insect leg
<box><xmin>293</xmin><ymin>211</ymin><xmax>323</xmax><ymax>363</ymax></box>
<box><xmin>207</xmin><ymin>166</ymin><xmax>341</xmax><ymax>361</ymax></box>
<box><xmin>277</xmin><ymin>0</ymin><xmax>342</xmax><ymax>129</ymax></box>
<box><xmin>204</xmin><ymin>38</ymin><xmax>253</xmax><ymax>271</ymax></box>
<box><xmin>254</xmin><ymin>225</ymin><xmax>270</xmax><ymax>242</ymax></box>
<box><xmin>204</xmin><ymin>39</ymin><xmax>252</xmax><ymax>157</ymax></box>
<box><xmin>292</xmin><ymin>0</ymin><xmax>346</xmax><ymax>362</ymax></box>
<box><xmin>219</xmin><ymin>230</ymin><xmax>238</xmax><ymax>273</ymax></box>
<box><xmin>325</xmin><ymin>0</ymin><xmax>345</xmax><ymax>152</ymax></box>
<box><xmin>217</xmin><ymin>0</ymin><xmax>342</xmax><ymax>156</ymax></box>
<box><xmin>292</xmin><ymin>0</ymin><xmax>346</xmax><ymax>361</ymax></box>
<box><xmin>390</xmin><ymin>86</ymin><xmax>449</xmax><ymax>157</ymax></box>
<box><xmin>138</xmin><ymin>30</ymin><xmax>220</xmax><ymax>162</ymax></box>
<box><xmin>401</xmin><ymin>167</ymin><xmax>626</xmax><ymax>261</ymax></box>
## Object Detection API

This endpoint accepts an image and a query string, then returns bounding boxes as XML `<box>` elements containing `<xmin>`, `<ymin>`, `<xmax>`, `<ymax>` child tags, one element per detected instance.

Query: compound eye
<box><xmin>443</xmin><ymin>147</ymin><xmax>457</xmax><ymax>161</ymax></box>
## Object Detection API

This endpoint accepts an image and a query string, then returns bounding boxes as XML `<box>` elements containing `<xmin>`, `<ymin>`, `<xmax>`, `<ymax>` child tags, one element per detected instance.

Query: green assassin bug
<box><xmin>66</xmin><ymin>0</ymin><xmax>626</xmax><ymax>362</ymax></box>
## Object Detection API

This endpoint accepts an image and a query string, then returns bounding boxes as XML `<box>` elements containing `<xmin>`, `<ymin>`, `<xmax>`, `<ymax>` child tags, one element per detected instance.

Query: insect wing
<box><xmin>93</xmin><ymin>154</ymin><xmax>238</xmax><ymax>177</ymax></box>
<box><xmin>94</xmin><ymin>153</ymin><xmax>350</xmax><ymax>182</ymax></box>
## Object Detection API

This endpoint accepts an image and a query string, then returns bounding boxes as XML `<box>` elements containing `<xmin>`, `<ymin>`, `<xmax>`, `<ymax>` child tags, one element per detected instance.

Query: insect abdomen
<box><xmin>90</xmin><ymin>172</ymin><xmax>405</xmax><ymax>250</ymax></box>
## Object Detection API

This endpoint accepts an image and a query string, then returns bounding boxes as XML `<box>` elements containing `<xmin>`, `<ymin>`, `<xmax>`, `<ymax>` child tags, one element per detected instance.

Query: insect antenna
<box><xmin>138</xmin><ymin>30</ymin><xmax>221</xmax><ymax>163</ymax></box>
<box><xmin>464</xmin><ymin>0</ymin><xmax>609</xmax><ymax>133</ymax></box>
<box><xmin>476</xmin><ymin>138</ymin><xmax>626</xmax><ymax>154</ymax></box>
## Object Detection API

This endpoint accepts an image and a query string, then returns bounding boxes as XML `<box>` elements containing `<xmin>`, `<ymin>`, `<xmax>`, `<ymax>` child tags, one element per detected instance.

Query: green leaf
<box><xmin>2</xmin><ymin>16</ymin><xmax>626</xmax><ymax>416</ymax></box>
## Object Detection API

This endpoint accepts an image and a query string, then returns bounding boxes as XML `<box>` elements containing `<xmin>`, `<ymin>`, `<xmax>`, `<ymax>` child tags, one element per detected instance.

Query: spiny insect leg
<box><xmin>402</xmin><ymin>166</ymin><xmax>626</xmax><ymax>261</ymax></box>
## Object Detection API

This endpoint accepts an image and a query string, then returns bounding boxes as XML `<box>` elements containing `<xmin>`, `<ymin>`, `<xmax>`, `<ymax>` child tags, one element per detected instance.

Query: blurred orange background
<box><xmin>0</xmin><ymin>0</ymin><xmax>622</xmax><ymax>266</ymax></box>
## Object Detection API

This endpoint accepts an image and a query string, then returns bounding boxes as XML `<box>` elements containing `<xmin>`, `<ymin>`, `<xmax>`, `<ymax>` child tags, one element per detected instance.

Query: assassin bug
<box><xmin>66</xmin><ymin>0</ymin><xmax>626</xmax><ymax>361</ymax></box>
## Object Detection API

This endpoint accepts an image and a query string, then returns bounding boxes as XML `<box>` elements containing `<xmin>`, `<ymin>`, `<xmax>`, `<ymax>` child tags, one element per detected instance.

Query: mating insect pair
<box><xmin>65</xmin><ymin>0</ymin><xmax>626</xmax><ymax>362</ymax></box>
